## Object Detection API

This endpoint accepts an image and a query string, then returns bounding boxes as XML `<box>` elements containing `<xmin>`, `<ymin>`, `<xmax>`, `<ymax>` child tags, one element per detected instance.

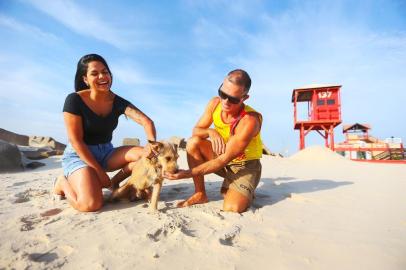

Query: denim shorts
<box><xmin>62</xmin><ymin>142</ymin><xmax>115</xmax><ymax>177</ymax></box>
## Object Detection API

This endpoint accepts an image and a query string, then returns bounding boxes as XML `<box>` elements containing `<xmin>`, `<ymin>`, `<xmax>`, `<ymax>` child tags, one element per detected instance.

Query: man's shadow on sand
<box><xmin>252</xmin><ymin>177</ymin><xmax>353</xmax><ymax>209</ymax></box>
<box><xmin>102</xmin><ymin>177</ymin><xmax>353</xmax><ymax>212</ymax></box>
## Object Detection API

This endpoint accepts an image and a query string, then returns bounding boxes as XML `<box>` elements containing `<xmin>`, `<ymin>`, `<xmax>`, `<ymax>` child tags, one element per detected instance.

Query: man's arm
<box><xmin>191</xmin><ymin>113</ymin><xmax>260</xmax><ymax>175</ymax></box>
<box><xmin>192</xmin><ymin>97</ymin><xmax>219</xmax><ymax>138</ymax></box>
<box><xmin>165</xmin><ymin>113</ymin><xmax>261</xmax><ymax>179</ymax></box>
<box><xmin>192</xmin><ymin>97</ymin><xmax>226</xmax><ymax>155</ymax></box>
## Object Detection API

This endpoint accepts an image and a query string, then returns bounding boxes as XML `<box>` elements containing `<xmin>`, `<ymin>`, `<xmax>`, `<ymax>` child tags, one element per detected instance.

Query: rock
<box><xmin>19</xmin><ymin>147</ymin><xmax>63</xmax><ymax>160</ymax></box>
<box><xmin>25</xmin><ymin>161</ymin><xmax>46</xmax><ymax>169</ymax></box>
<box><xmin>28</xmin><ymin>136</ymin><xmax>66</xmax><ymax>151</ymax></box>
<box><xmin>0</xmin><ymin>140</ymin><xmax>24</xmax><ymax>172</ymax></box>
<box><xmin>262</xmin><ymin>144</ymin><xmax>272</xmax><ymax>155</ymax></box>
<box><xmin>262</xmin><ymin>144</ymin><xmax>283</xmax><ymax>157</ymax></box>
<box><xmin>0</xmin><ymin>128</ymin><xmax>29</xmax><ymax>146</ymax></box>
<box><xmin>0</xmin><ymin>129</ymin><xmax>66</xmax><ymax>152</ymax></box>
<box><xmin>122</xmin><ymin>138</ymin><xmax>140</xmax><ymax>146</ymax></box>
<box><xmin>168</xmin><ymin>136</ymin><xmax>186</xmax><ymax>149</ymax></box>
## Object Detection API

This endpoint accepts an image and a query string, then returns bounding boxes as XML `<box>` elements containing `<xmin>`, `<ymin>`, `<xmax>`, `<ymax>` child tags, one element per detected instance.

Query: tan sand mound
<box><xmin>289</xmin><ymin>145</ymin><xmax>346</xmax><ymax>162</ymax></box>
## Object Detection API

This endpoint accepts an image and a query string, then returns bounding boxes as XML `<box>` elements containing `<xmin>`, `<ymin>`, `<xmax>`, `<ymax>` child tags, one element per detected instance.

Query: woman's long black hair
<box><xmin>74</xmin><ymin>54</ymin><xmax>113</xmax><ymax>92</ymax></box>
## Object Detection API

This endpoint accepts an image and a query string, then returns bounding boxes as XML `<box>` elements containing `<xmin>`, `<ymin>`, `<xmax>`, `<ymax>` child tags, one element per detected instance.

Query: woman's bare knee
<box><xmin>76</xmin><ymin>197</ymin><xmax>103</xmax><ymax>212</ymax></box>
<box><xmin>125</xmin><ymin>146</ymin><xmax>143</xmax><ymax>162</ymax></box>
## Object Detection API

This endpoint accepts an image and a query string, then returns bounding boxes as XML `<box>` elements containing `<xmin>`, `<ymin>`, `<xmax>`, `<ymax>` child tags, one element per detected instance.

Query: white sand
<box><xmin>0</xmin><ymin>145</ymin><xmax>405</xmax><ymax>270</ymax></box>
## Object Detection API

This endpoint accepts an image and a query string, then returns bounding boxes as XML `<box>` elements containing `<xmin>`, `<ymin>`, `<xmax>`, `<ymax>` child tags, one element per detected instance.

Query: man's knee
<box><xmin>186</xmin><ymin>136</ymin><xmax>204</xmax><ymax>153</ymax></box>
<box><xmin>223</xmin><ymin>200</ymin><xmax>249</xmax><ymax>213</ymax></box>
<box><xmin>223</xmin><ymin>189</ymin><xmax>250</xmax><ymax>213</ymax></box>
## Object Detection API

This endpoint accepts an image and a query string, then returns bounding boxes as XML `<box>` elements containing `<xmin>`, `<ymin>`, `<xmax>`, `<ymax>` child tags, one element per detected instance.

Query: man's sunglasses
<box><xmin>218</xmin><ymin>85</ymin><xmax>246</xmax><ymax>104</ymax></box>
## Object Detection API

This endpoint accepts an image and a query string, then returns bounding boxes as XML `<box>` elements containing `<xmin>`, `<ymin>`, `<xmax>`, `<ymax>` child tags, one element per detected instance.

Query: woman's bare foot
<box><xmin>177</xmin><ymin>192</ymin><xmax>208</xmax><ymax>207</ymax></box>
<box><xmin>53</xmin><ymin>175</ymin><xmax>66</xmax><ymax>197</ymax></box>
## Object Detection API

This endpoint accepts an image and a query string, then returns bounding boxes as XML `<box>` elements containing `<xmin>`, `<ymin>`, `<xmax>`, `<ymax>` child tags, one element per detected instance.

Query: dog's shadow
<box><xmin>101</xmin><ymin>180</ymin><xmax>225</xmax><ymax>212</ymax></box>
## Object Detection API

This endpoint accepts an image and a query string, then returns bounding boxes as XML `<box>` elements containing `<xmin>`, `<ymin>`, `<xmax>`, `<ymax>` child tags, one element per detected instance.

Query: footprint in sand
<box><xmin>13</xmin><ymin>188</ymin><xmax>48</xmax><ymax>204</ymax></box>
<box><xmin>146</xmin><ymin>213</ymin><xmax>194</xmax><ymax>241</ymax></box>
<box><xmin>202</xmin><ymin>207</ymin><xmax>225</xmax><ymax>220</ymax></box>
<box><xmin>20</xmin><ymin>214</ymin><xmax>44</xmax><ymax>231</ymax></box>
<box><xmin>285</xmin><ymin>193</ymin><xmax>314</xmax><ymax>202</ymax></box>
<box><xmin>218</xmin><ymin>224</ymin><xmax>241</xmax><ymax>246</ymax></box>
<box><xmin>40</xmin><ymin>208</ymin><xmax>63</xmax><ymax>217</ymax></box>
<box><xmin>59</xmin><ymin>245</ymin><xmax>74</xmax><ymax>256</ymax></box>
<box><xmin>172</xmin><ymin>187</ymin><xmax>189</xmax><ymax>193</ymax></box>
<box><xmin>12</xmin><ymin>181</ymin><xmax>30</xmax><ymax>187</ymax></box>
<box><xmin>28</xmin><ymin>247</ymin><xmax>59</xmax><ymax>263</ymax></box>
<box><xmin>20</xmin><ymin>208</ymin><xmax>63</xmax><ymax>231</ymax></box>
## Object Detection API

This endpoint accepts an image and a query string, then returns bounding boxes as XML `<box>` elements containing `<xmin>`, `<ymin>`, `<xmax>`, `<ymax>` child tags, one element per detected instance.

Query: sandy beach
<box><xmin>0</xmin><ymin>146</ymin><xmax>405</xmax><ymax>270</ymax></box>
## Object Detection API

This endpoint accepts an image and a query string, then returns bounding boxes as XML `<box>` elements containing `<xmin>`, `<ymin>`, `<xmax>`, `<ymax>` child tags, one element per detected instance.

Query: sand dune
<box><xmin>0</xmin><ymin>146</ymin><xmax>405</xmax><ymax>270</ymax></box>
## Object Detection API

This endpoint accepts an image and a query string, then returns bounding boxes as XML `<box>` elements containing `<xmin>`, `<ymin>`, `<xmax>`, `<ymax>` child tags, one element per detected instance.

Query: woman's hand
<box><xmin>96</xmin><ymin>168</ymin><xmax>111</xmax><ymax>188</ymax></box>
<box><xmin>208</xmin><ymin>129</ymin><xmax>226</xmax><ymax>155</ymax></box>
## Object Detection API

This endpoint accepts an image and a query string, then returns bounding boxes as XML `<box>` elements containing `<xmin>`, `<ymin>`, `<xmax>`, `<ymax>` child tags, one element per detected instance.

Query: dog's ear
<box><xmin>149</xmin><ymin>141</ymin><xmax>164</xmax><ymax>153</ymax></box>
<box><xmin>173</xmin><ymin>143</ymin><xmax>178</xmax><ymax>153</ymax></box>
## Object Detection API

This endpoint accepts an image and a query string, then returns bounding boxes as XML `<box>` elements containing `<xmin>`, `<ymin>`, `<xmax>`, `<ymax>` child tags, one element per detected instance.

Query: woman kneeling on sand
<box><xmin>53</xmin><ymin>54</ymin><xmax>156</xmax><ymax>212</ymax></box>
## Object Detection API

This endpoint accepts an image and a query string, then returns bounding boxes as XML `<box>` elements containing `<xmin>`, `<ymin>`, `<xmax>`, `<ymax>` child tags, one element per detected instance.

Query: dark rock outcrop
<box><xmin>0</xmin><ymin>128</ymin><xmax>29</xmax><ymax>146</ymax></box>
<box><xmin>0</xmin><ymin>140</ymin><xmax>24</xmax><ymax>172</ymax></box>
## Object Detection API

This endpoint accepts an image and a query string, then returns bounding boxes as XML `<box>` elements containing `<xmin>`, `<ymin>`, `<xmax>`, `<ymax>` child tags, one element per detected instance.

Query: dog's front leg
<box><xmin>149</xmin><ymin>182</ymin><xmax>162</xmax><ymax>212</ymax></box>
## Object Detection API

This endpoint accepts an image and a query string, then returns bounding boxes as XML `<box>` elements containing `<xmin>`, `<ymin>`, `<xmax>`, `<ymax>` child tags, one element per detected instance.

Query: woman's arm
<box><xmin>124</xmin><ymin>105</ymin><xmax>156</xmax><ymax>141</ymax></box>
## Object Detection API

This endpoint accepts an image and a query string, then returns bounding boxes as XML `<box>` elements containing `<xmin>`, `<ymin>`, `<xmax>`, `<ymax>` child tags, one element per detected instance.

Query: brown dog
<box><xmin>111</xmin><ymin>141</ymin><xmax>179</xmax><ymax>211</ymax></box>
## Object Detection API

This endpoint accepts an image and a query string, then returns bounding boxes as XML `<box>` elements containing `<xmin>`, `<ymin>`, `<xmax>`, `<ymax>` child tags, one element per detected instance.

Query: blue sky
<box><xmin>1</xmin><ymin>0</ymin><xmax>405</xmax><ymax>156</ymax></box>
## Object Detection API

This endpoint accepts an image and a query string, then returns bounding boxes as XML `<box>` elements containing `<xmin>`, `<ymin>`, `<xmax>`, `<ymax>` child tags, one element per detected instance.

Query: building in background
<box><xmin>335</xmin><ymin>123</ymin><xmax>405</xmax><ymax>160</ymax></box>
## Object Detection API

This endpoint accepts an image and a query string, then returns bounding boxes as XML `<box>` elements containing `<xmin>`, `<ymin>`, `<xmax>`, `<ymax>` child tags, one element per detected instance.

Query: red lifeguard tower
<box><xmin>292</xmin><ymin>84</ymin><xmax>342</xmax><ymax>150</ymax></box>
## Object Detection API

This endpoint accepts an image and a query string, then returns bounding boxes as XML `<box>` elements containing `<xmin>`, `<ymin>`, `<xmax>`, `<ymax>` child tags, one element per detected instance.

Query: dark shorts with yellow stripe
<box><xmin>215</xmin><ymin>159</ymin><xmax>262</xmax><ymax>202</ymax></box>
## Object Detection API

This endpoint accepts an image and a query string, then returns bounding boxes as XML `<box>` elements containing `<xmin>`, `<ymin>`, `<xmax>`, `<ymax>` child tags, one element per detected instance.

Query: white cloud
<box><xmin>0</xmin><ymin>58</ymin><xmax>69</xmax><ymax>143</ymax></box>
<box><xmin>26</xmin><ymin>0</ymin><xmax>141</xmax><ymax>50</ymax></box>
<box><xmin>111</xmin><ymin>62</ymin><xmax>169</xmax><ymax>87</ymax></box>
<box><xmin>0</xmin><ymin>14</ymin><xmax>61</xmax><ymax>43</ymax></box>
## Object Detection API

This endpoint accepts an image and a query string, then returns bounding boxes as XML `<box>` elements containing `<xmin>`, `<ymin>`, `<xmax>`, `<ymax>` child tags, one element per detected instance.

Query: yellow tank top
<box><xmin>212</xmin><ymin>101</ymin><xmax>263</xmax><ymax>164</ymax></box>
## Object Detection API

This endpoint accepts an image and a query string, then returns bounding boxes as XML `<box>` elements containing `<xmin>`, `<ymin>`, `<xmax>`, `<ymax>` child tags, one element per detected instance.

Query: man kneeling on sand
<box><xmin>164</xmin><ymin>69</ymin><xmax>263</xmax><ymax>213</ymax></box>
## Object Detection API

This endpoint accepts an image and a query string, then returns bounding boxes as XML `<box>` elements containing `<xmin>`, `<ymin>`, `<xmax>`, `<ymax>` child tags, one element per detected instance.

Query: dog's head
<box><xmin>148</xmin><ymin>140</ymin><xmax>179</xmax><ymax>174</ymax></box>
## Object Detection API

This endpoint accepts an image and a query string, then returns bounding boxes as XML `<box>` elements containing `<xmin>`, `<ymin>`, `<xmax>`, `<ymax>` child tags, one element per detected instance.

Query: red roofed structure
<box><xmin>292</xmin><ymin>84</ymin><xmax>342</xmax><ymax>150</ymax></box>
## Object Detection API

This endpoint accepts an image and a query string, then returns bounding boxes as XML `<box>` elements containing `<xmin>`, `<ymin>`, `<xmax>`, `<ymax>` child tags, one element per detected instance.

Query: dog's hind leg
<box><xmin>110</xmin><ymin>183</ymin><xmax>132</xmax><ymax>201</ymax></box>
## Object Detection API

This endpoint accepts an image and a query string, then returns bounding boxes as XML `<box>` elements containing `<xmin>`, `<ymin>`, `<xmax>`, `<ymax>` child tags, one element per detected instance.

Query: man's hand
<box><xmin>208</xmin><ymin>129</ymin><xmax>226</xmax><ymax>155</ymax></box>
<box><xmin>163</xmin><ymin>169</ymin><xmax>192</xmax><ymax>180</ymax></box>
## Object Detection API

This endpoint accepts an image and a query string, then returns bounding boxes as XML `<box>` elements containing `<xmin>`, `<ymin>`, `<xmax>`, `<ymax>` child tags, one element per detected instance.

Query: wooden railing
<box><xmin>335</xmin><ymin>145</ymin><xmax>405</xmax><ymax>162</ymax></box>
